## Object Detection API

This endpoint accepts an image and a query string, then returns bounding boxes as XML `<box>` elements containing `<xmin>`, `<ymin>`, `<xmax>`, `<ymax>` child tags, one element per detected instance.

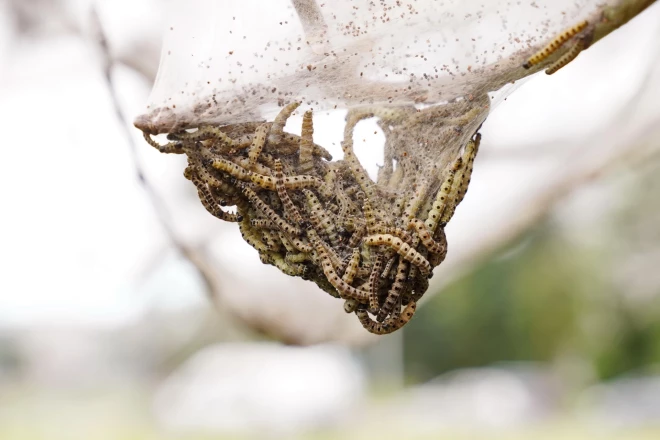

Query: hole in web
<box><xmin>350</xmin><ymin>117</ymin><xmax>387</xmax><ymax>181</ymax></box>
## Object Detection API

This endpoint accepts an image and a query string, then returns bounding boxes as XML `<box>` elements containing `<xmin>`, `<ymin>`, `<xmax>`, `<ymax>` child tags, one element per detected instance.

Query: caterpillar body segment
<box><xmin>283</xmin><ymin>174</ymin><xmax>324</xmax><ymax>190</ymax></box>
<box><xmin>381</xmin><ymin>256</ymin><xmax>397</xmax><ymax>279</ymax></box>
<box><xmin>251</xmin><ymin>218</ymin><xmax>277</xmax><ymax>229</ymax></box>
<box><xmin>269</xmin><ymin>101</ymin><xmax>301</xmax><ymax>144</ymax></box>
<box><xmin>402</xmin><ymin>178</ymin><xmax>432</xmax><ymax>223</ymax></box>
<box><xmin>231</xmin><ymin>155</ymin><xmax>273</xmax><ymax>176</ymax></box>
<box><xmin>348</xmin><ymin>223</ymin><xmax>366</xmax><ymax>248</ymax></box>
<box><xmin>441</xmin><ymin>133</ymin><xmax>481</xmax><ymax>224</ymax></box>
<box><xmin>298</xmin><ymin>110</ymin><xmax>315</xmax><ymax>174</ymax></box>
<box><xmin>362</xmin><ymin>197</ymin><xmax>380</xmax><ymax>235</ymax></box>
<box><xmin>262</xmin><ymin>230</ymin><xmax>282</xmax><ymax>251</ymax></box>
<box><xmin>168</xmin><ymin>126</ymin><xmax>236</xmax><ymax>147</ymax></box>
<box><xmin>192</xmin><ymin>177</ymin><xmax>242</xmax><ymax>223</ymax></box>
<box><xmin>242</xmin><ymin>186</ymin><xmax>302</xmax><ymax>237</ymax></box>
<box><xmin>262</xmin><ymin>252</ymin><xmax>306</xmax><ymax>277</ymax></box>
<box><xmin>212</xmin><ymin>157</ymin><xmax>254</xmax><ymax>182</ymax></box>
<box><xmin>377</xmin><ymin>259</ymin><xmax>409</xmax><ymax>322</ymax></box>
<box><xmin>317</xmin><ymin>238</ymin><xmax>345</xmax><ymax>271</ymax></box>
<box><xmin>344</xmin><ymin>299</ymin><xmax>359</xmax><ymax>313</ymax></box>
<box><xmin>523</xmin><ymin>20</ymin><xmax>588</xmax><ymax>69</ymax></box>
<box><xmin>342</xmin><ymin>248</ymin><xmax>361</xmax><ymax>285</ymax></box>
<box><xmin>274</xmin><ymin>159</ymin><xmax>304</xmax><ymax>224</ymax></box>
<box><xmin>247</xmin><ymin>123</ymin><xmax>270</xmax><ymax>167</ymax></box>
<box><xmin>457</xmin><ymin>133</ymin><xmax>481</xmax><ymax>201</ymax></box>
<box><xmin>310</xmin><ymin>231</ymin><xmax>368</xmax><ymax>302</ymax></box>
<box><xmin>364</xmin><ymin>234</ymin><xmax>432</xmax><ymax>277</ymax></box>
<box><xmin>368</xmin><ymin>256</ymin><xmax>385</xmax><ymax>313</ymax></box>
<box><xmin>285</xmin><ymin>252</ymin><xmax>311</xmax><ymax>264</ymax></box>
<box><xmin>304</xmin><ymin>189</ymin><xmax>339</xmax><ymax>245</ymax></box>
<box><xmin>546</xmin><ymin>39</ymin><xmax>585</xmax><ymax>75</ymax></box>
<box><xmin>278</xmin><ymin>231</ymin><xmax>298</xmax><ymax>254</ymax></box>
<box><xmin>408</xmin><ymin>219</ymin><xmax>444</xmax><ymax>254</ymax></box>
<box><xmin>143</xmin><ymin>133</ymin><xmax>183</xmax><ymax>154</ymax></box>
<box><xmin>238</xmin><ymin>218</ymin><xmax>270</xmax><ymax>253</ymax></box>
<box><xmin>356</xmin><ymin>301</ymin><xmax>417</xmax><ymax>335</ymax></box>
<box><xmin>425</xmin><ymin>156</ymin><xmax>463</xmax><ymax>233</ymax></box>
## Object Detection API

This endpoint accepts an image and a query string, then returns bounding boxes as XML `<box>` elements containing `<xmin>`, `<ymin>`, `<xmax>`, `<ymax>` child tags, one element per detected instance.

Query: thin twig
<box><xmin>88</xmin><ymin>7</ymin><xmax>222</xmax><ymax>308</ymax></box>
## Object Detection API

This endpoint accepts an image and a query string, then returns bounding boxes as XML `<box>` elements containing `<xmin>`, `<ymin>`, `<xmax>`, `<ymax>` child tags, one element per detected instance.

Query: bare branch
<box><xmin>88</xmin><ymin>7</ymin><xmax>223</xmax><ymax>309</ymax></box>
<box><xmin>291</xmin><ymin>0</ymin><xmax>329</xmax><ymax>52</ymax></box>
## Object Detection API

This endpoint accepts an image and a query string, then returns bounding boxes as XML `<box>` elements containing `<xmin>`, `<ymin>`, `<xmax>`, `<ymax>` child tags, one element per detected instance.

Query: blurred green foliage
<box><xmin>404</xmin><ymin>224</ymin><xmax>583</xmax><ymax>382</ymax></box>
<box><xmin>0</xmin><ymin>336</ymin><xmax>21</xmax><ymax>373</ymax></box>
<box><xmin>404</xmin><ymin>165</ymin><xmax>660</xmax><ymax>384</ymax></box>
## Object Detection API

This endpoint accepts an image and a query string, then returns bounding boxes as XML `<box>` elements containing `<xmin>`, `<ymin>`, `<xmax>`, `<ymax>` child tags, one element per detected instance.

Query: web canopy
<box><xmin>135</xmin><ymin>0</ymin><xmax>604</xmax><ymax>134</ymax></box>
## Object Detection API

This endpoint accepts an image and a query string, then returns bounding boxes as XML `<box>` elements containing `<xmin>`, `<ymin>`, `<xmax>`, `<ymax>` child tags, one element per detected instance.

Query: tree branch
<box><xmin>88</xmin><ymin>7</ymin><xmax>222</xmax><ymax>309</ymax></box>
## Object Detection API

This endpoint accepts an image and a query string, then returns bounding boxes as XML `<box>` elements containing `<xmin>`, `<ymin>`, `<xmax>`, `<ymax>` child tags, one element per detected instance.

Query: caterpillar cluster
<box><xmin>141</xmin><ymin>98</ymin><xmax>488</xmax><ymax>335</ymax></box>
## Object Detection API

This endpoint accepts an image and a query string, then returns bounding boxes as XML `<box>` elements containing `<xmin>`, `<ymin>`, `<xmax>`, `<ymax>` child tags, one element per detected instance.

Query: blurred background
<box><xmin>1</xmin><ymin>0</ymin><xmax>660</xmax><ymax>439</ymax></box>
